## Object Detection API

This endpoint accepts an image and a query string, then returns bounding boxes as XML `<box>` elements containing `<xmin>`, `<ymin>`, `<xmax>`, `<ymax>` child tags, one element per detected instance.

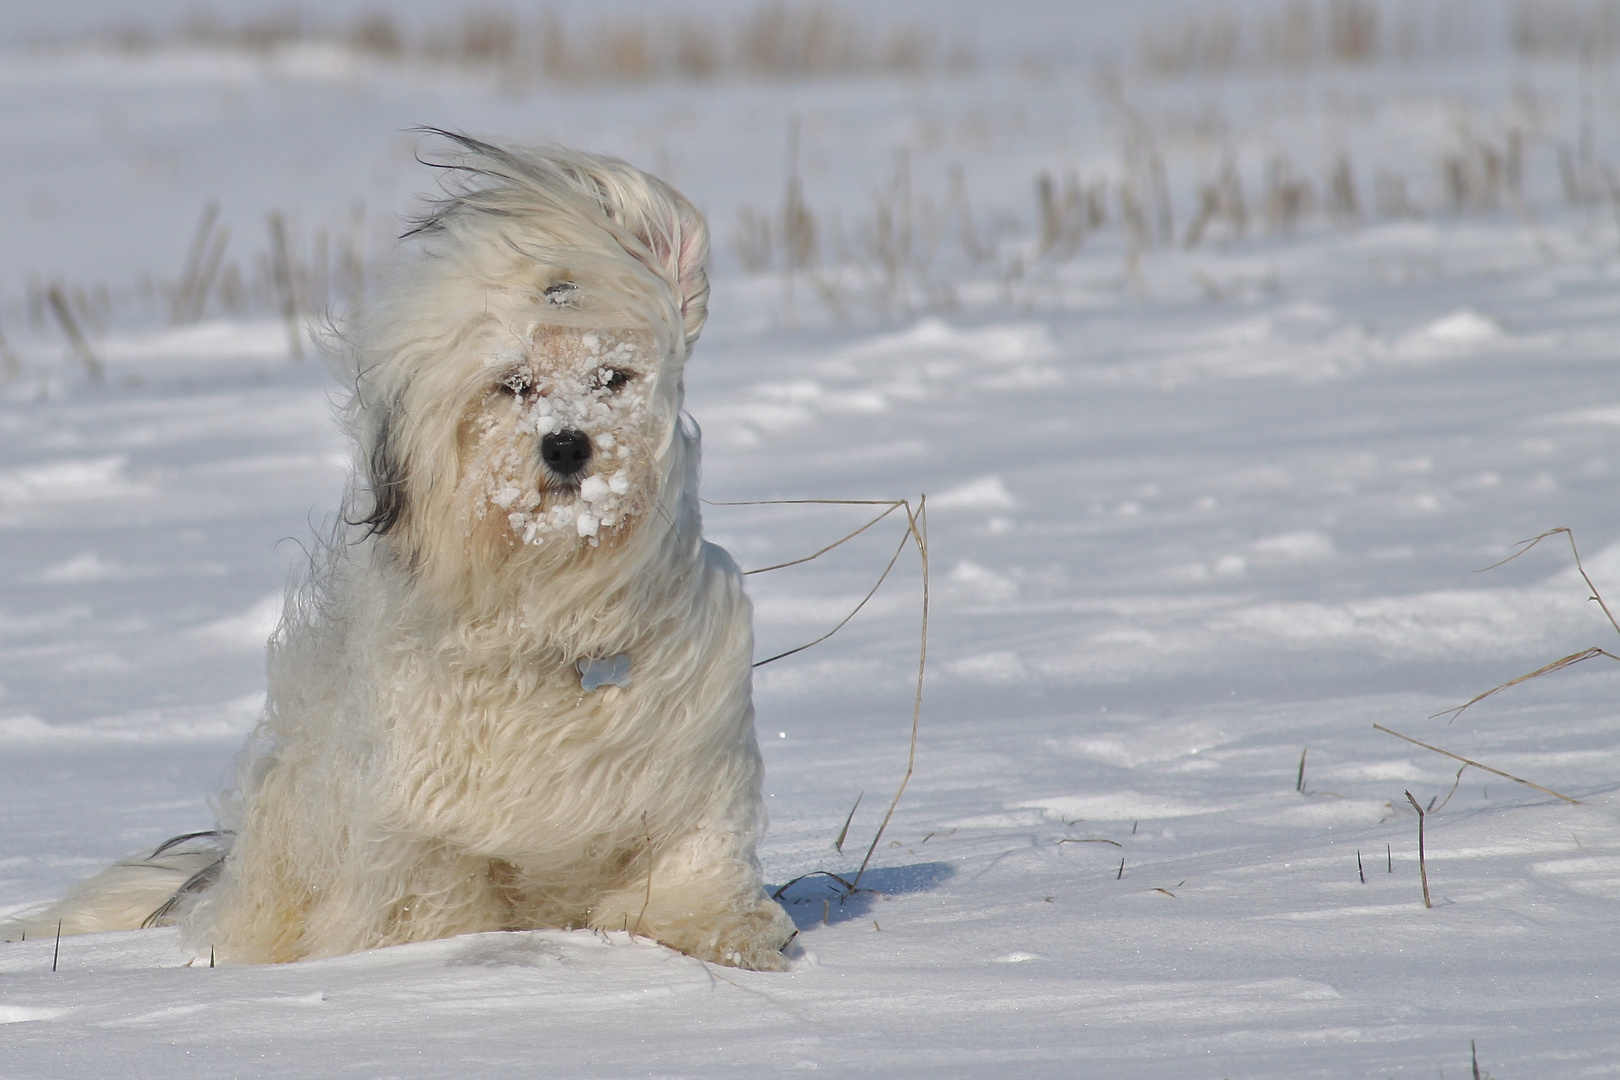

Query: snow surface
<box><xmin>5</xmin><ymin>2</ymin><xmax>1620</xmax><ymax>1076</ymax></box>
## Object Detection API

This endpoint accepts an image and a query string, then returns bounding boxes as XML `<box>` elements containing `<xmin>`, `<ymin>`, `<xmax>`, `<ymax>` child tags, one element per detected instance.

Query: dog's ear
<box><xmin>663</xmin><ymin>202</ymin><xmax>710</xmax><ymax>353</ymax></box>
<box><xmin>624</xmin><ymin>190</ymin><xmax>710</xmax><ymax>354</ymax></box>
<box><xmin>353</xmin><ymin>401</ymin><xmax>407</xmax><ymax>538</ymax></box>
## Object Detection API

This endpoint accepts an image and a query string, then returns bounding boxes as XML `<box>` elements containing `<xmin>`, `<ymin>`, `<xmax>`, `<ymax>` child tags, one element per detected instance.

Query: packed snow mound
<box><xmin>1394</xmin><ymin>309</ymin><xmax>1508</xmax><ymax>360</ymax></box>
<box><xmin>932</xmin><ymin>475</ymin><xmax>1018</xmax><ymax>510</ymax></box>
<box><xmin>0</xmin><ymin>457</ymin><xmax>147</xmax><ymax>506</ymax></box>
<box><xmin>98</xmin><ymin>321</ymin><xmax>295</xmax><ymax>364</ymax></box>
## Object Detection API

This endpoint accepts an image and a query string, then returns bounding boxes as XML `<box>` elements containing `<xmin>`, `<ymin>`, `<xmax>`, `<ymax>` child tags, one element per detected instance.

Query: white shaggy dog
<box><xmin>5</xmin><ymin>132</ymin><xmax>797</xmax><ymax>971</ymax></box>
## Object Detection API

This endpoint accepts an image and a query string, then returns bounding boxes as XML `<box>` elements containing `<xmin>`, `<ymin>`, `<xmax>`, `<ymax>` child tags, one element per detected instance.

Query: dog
<box><xmin>4</xmin><ymin>132</ymin><xmax>797</xmax><ymax>971</ymax></box>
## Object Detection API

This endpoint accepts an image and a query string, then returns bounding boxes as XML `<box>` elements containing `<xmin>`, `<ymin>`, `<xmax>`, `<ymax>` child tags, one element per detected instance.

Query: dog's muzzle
<box><xmin>541</xmin><ymin>429</ymin><xmax>592</xmax><ymax>479</ymax></box>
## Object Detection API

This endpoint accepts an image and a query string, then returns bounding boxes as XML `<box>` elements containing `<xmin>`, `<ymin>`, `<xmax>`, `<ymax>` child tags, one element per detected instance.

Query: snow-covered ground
<box><xmin>5</xmin><ymin>2</ymin><xmax>1620</xmax><ymax>1076</ymax></box>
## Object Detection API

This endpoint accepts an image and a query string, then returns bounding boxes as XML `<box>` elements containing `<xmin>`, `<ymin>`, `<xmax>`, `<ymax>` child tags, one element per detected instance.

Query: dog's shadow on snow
<box><xmin>769</xmin><ymin>863</ymin><xmax>954</xmax><ymax>929</ymax></box>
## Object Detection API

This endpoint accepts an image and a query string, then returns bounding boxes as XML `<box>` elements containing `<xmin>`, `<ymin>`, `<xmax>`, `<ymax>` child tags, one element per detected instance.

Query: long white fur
<box><xmin>4</xmin><ymin>134</ymin><xmax>796</xmax><ymax>970</ymax></box>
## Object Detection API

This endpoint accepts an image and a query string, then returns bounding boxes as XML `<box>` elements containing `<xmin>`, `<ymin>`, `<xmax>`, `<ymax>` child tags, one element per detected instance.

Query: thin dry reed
<box><xmin>1375</xmin><ymin>724</ymin><xmax>1578</xmax><ymax>805</ymax></box>
<box><xmin>1404</xmin><ymin>790</ymin><xmax>1433</xmax><ymax>908</ymax></box>
<box><xmin>45</xmin><ymin>284</ymin><xmax>101</xmax><ymax>383</ymax></box>
<box><xmin>712</xmin><ymin>497</ymin><xmax>929</xmax><ymax>893</ymax></box>
<box><xmin>1434</xmin><ymin>528</ymin><xmax>1620</xmax><ymax>727</ymax></box>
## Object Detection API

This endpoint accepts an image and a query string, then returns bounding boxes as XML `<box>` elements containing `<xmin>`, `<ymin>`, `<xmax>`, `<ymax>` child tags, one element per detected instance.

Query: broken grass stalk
<box><xmin>834</xmin><ymin>790</ymin><xmax>864</xmax><ymax>854</ymax></box>
<box><xmin>1374</xmin><ymin>724</ymin><xmax>1577</xmax><ymax>804</ymax></box>
<box><xmin>739</xmin><ymin>500</ymin><xmax>905</xmax><ymax>574</ymax></box>
<box><xmin>707</xmin><ymin>498</ymin><xmax>922</xmax><ymax>668</ymax></box>
<box><xmin>851</xmin><ymin>498</ymin><xmax>927</xmax><ymax>890</ymax></box>
<box><xmin>1404</xmin><ymin>790</ymin><xmax>1433</xmax><ymax>908</ymax></box>
<box><xmin>0</xmin><ymin>316</ymin><xmax>21</xmax><ymax>379</ymax></box>
<box><xmin>267</xmin><ymin>211</ymin><xmax>303</xmax><ymax>360</ymax></box>
<box><xmin>45</xmin><ymin>284</ymin><xmax>102</xmax><ymax>383</ymax></box>
<box><xmin>1435</xmin><ymin>528</ymin><xmax>1620</xmax><ymax>724</ymax></box>
<box><xmin>633</xmin><ymin>811</ymin><xmax>654</xmax><ymax>938</ymax></box>
<box><xmin>172</xmin><ymin>200</ymin><xmax>220</xmax><ymax>325</ymax></box>
<box><xmin>706</xmin><ymin>496</ymin><xmax>929</xmax><ymax>892</ymax></box>
<box><xmin>1430</xmin><ymin>763</ymin><xmax>1468</xmax><ymax>814</ymax></box>
<box><xmin>770</xmin><ymin>869</ymin><xmax>855</xmax><ymax>901</ymax></box>
<box><xmin>1433</xmin><ymin>647</ymin><xmax>1620</xmax><ymax>724</ymax></box>
<box><xmin>750</xmin><ymin>522</ymin><xmax>911</xmax><ymax>667</ymax></box>
<box><xmin>1482</xmin><ymin>528</ymin><xmax>1620</xmax><ymax>635</ymax></box>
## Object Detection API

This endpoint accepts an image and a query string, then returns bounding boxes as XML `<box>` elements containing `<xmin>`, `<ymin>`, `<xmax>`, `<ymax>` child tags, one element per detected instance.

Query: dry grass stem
<box><xmin>1296</xmin><ymin>747</ymin><xmax>1308</xmax><ymax>792</ymax></box>
<box><xmin>1430</xmin><ymin>763</ymin><xmax>1469</xmax><ymax>814</ymax></box>
<box><xmin>1056</xmin><ymin>837</ymin><xmax>1122</xmax><ymax>847</ymax></box>
<box><xmin>705</xmin><ymin>502</ymin><xmax>926</xmax><ymax>673</ymax></box>
<box><xmin>852</xmin><ymin>498</ymin><xmax>927</xmax><ymax>890</ymax></box>
<box><xmin>45</xmin><ymin>284</ymin><xmax>101</xmax><ymax>383</ymax></box>
<box><xmin>172</xmin><ymin>201</ymin><xmax>229</xmax><ymax>325</ymax></box>
<box><xmin>755</xmin><ymin>525</ymin><xmax>908</xmax><ymax>668</ymax></box>
<box><xmin>267</xmin><ymin>211</ymin><xmax>303</xmax><ymax>360</ymax></box>
<box><xmin>771</xmin><ymin>869</ymin><xmax>855</xmax><ymax>901</ymax></box>
<box><xmin>1433</xmin><ymin>528</ymin><xmax>1620</xmax><ymax>721</ymax></box>
<box><xmin>739</xmin><ymin>502</ymin><xmax>904</xmax><ymax>574</ymax></box>
<box><xmin>633</xmin><ymin>811</ymin><xmax>653</xmax><ymax>937</ymax></box>
<box><xmin>0</xmin><ymin>321</ymin><xmax>21</xmax><ymax>380</ymax></box>
<box><xmin>1375</xmin><ymin>724</ymin><xmax>1578</xmax><ymax>804</ymax></box>
<box><xmin>1434</xmin><ymin>647</ymin><xmax>1620</xmax><ymax>724</ymax></box>
<box><xmin>172</xmin><ymin>200</ymin><xmax>219</xmax><ymax>324</ymax></box>
<box><xmin>1404</xmin><ymin>790</ymin><xmax>1433</xmax><ymax>909</ymax></box>
<box><xmin>715</xmin><ymin>497</ymin><xmax>928</xmax><ymax>893</ymax></box>
<box><xmin>1481</xmin><ymin>527</ymin><xmax>1620</xmax><ymax>634</ymax></box>
<box><xmin>834</xmin><ymin>790</ymin><xmax>864</xmax><ymax>854</ymax></box>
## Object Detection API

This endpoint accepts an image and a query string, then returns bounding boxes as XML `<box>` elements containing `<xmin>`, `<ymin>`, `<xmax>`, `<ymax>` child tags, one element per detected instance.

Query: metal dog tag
<box><xmin>577</xmin><ymin>653</ymin><xmax>632</xmax><ymax>691</ymax></box>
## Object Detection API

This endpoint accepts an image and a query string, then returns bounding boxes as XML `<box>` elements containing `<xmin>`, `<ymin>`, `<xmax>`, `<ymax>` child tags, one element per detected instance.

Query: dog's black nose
<box><xmin>540</xmin><ymin>430</ymin><xmax>593</xmax><ymax>478</ymax></box>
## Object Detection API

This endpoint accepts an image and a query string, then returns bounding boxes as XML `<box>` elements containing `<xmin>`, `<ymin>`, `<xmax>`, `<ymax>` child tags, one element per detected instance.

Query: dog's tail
<box><xmin>1</xmin><ymin>831</ymin><xmax>231</xmax><ymax>942</ymax></box>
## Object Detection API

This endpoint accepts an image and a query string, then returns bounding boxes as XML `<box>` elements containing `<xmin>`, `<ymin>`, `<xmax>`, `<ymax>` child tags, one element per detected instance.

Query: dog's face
<box><xmin>368</xmin><ymin>280</ymin><xmax>689</xmax><ymax>597</ymax></box>
<box><xmin>463</xmin><ymin>319</ymin><xmax>667</xmax><ymax>548</ymax></box>
<box><xmin>350</xmin><ymin>141</ymin><xmax>710</xmax><ymax>599</ymax></box>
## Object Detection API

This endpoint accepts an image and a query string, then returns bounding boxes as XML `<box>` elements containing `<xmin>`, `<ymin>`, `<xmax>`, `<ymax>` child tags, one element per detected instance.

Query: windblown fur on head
<box><xmin>403</xmin><ymin>129</ymin><xmax>710</xmax><ymax>354</ymax></box>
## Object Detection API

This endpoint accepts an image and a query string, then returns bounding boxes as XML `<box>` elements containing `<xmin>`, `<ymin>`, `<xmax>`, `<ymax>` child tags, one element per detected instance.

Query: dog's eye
<box><xmin>544</xmin><ymin>281</ymin><xmax>580</xmax><ymax>307</ymax></box>
<box><xmin>499</xmin><ymin>370</ymin><xmax>532</xmax><ymax>395</ymax></box>
<box><xmin>593</xmin><ymin>368</ymin><xmax>632</xmax><ymax>393</ymax></box>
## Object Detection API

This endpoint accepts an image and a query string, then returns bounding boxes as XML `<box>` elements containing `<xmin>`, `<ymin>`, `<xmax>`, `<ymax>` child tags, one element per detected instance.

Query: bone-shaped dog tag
<box><xmin>577</xmin><ymin>653</ymin><xmax>632</xmax><ymax>691</ymax></box>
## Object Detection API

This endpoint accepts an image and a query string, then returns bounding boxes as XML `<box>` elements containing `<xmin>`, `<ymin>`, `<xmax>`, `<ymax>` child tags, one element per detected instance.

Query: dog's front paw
<box><xmin>685</xmin><ymin>896</ymin><xmax>797</xmax><ymax>972</ymax></box>
<box><xmin>721</xmin><ymin>945</ymin><xmax>791</xmax><ymax>972</ymax></box>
